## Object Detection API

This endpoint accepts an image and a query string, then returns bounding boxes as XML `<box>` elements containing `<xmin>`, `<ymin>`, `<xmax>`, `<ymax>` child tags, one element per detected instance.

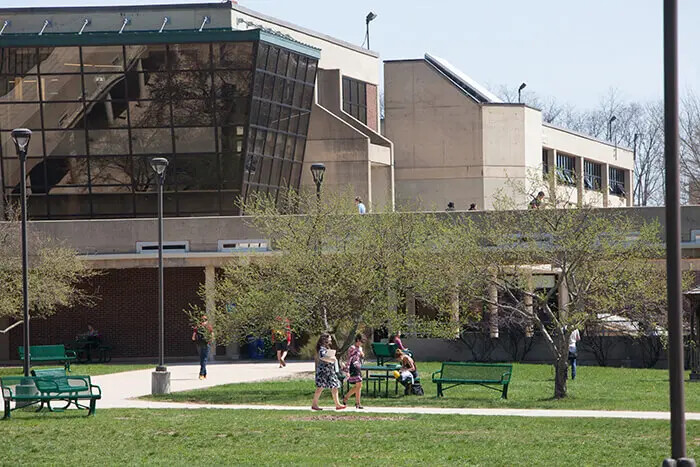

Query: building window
<box><xmin>342</xmin><ymin>76</ymin><xmax>367</xmax><ymax>125</ymax></box>
<box><xmin>584</xmin><ymin>160</ymin><xmax>602</xmax><ymax>191</ymax></box>
<box><xmin>609</xmin><ymin>167</ymin><xmax>626</xmax><ymax>196</ymax></box>
<box><xmin>556</xmin><ymin>153</ymin><xmax>576</xmax><ymax>186</ymax></box>
<box><xmin>542</xmin><ymin>149</ymin><xmax>549</xmax><ymax>177</ymax></box>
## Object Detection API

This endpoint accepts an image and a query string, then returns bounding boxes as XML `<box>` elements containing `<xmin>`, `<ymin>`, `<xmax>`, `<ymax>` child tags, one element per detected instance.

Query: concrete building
<box><xmin>385</xmin><ymin>54</ymin><xmax>634</xmax><ymax>211</ymax></box>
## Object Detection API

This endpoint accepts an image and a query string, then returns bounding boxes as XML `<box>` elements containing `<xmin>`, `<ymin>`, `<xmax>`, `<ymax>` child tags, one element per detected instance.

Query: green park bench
<box><xmin>370</xmin><ymin>342</ymin><xmax>398</xmax><ymax>365</ymax></box>
<box><xmin>432</xmin><ymin>362</ymin><xmax>513</xmax><ymax>399</ymax></box>
<box><xmin>18</xmin><ymin>345</ymin><xmax>77</xmax><ymax>371</ymax></box>
<box><xmin>1</xmin><ymin>368</ymin><xmax>101</xmax><ymax>419</ymax></box>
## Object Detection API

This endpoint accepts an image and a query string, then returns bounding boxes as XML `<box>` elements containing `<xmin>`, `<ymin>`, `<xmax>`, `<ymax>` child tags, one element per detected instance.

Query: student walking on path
<box><xmin>311</xmin><ymin>334</ymin><xmax>346</xmax><ymax>411</ymax></box>
<box><xmin>272</xmin><ymin>317</ymin><xmax>292</xmax><ymax>368</ymax></box>
<box><xmin>342</xmin><ymin>334</ymin><xmax>365</xmax><ymax>409</ymax></box>
<box><xmin>192</xmin><ymin>315</ymin><xmax>214</xmax><ymax>380</ymax></box>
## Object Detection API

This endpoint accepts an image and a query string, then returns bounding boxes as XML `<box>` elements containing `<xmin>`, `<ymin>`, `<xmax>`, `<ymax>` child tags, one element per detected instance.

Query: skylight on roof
<box><xmin>425</xmin><ymin>53</ymin><xmax>502</xmax><ymax>104</ymax></box>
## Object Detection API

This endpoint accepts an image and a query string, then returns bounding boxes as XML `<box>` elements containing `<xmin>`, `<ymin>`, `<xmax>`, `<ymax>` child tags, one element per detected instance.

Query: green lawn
<box><xmin>0</xmin><ymin>363</ymin><xmax>153</xmax><ymax>377</ymax></box>
<box><xmin>150</xmin><ymin>362</ymin><xmax>700</xmax><ymax>412</ymax></box>
<box><xmin>1</xmin><ymin>408</ymin><xmax>696</xmax><ymax>465</ymax></box>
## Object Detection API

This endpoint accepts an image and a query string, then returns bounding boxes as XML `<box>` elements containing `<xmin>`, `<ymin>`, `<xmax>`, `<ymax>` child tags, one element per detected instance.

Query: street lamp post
<box><xmin>310</xmin><ymin>164</ymin><xmax>326</xmax><ymax>201</ymax></box>
<box><xmin>607</xmin><ymin>115</ymin><xmax>617</xmax><ymax>142</ymax></box>
<box><xmin>518</xmin><ymin>82</ymin><xmax>527</xmax><ymax>104</ymax></box>
<box><xmin>11</xmin><ymin>128</ymin><xmax>32</xmax><ymax>378</ymax></box>
<box><xmin>150</xmin><ymin>157</ymin><xmax>170</xmax><ymax>395</ymax></box>
<box><xmin>365</xmin><ymin>12</ymin><xmax>377</xmax><ymax>50</ymax></box>
<box><xmin>663</xmin><ymin>0</ymin><xmax>694</xmax><ymax>465</ymax></box>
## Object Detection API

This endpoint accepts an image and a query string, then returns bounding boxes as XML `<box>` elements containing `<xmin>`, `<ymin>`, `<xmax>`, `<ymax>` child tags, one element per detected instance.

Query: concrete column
<box><xmin>550</xmin><ymin>149</ymin><xmax>558</xmax><ymax>187</ymax></box>
<box><xmin>204</xmin><ymin>265</ymin><xmax>216</xmax><ymax>361</ymax></box>
<box><xmin>602</xmin><ymin>163</ymin><xmax>610</xmax><ymax>207</ymax></box>
<box><xmin>558</xmin><ymin>275</ymin><xmax>569</xmax><ymax>321</ymax></box>
<box><xmin>406</xmin><ymin>289</ymin><xmax>417</xmax><ymax>338</ymax></box>
<box><xmin>575</xmin><ymin>156</ymin><xmax>584</xmax><ymax>207</ymax></box>
<box><xmin>488</xmin><ymin>281</ymin><xmax>499</xmax><ymax>339</ymax></box>
<box><xmin>624</xmin><ymin>169</ymin><xmax>633</xmax><ymax>206</ymax></box>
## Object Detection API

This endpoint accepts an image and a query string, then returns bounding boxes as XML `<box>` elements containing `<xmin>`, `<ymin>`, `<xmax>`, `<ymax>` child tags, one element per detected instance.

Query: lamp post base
<box><xmin>15</xmin><ymin>377</ymin><xmax>37</xmax><ymax>409</ymax></box>
<box><xmin>662</xmin><ymin>458</ymin><xmax>696</xmax><ymax>467</ymax></box>
<box><xmin>151</xmin><ymin>370</ymin><xmax>171</xmax><ymax>395</ymax></box>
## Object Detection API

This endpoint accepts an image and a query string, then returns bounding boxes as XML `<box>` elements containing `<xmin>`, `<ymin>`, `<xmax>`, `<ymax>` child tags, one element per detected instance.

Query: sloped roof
<box><xmin>425</xmin><ymin>53</ymin><xmax>502</xmax><ymax>104</ymax></box>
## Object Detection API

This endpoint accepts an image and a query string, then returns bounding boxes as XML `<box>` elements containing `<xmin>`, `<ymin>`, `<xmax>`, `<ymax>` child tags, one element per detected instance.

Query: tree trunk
<box><xmin>554</xmin><ymin>355</ymin><xmax>568</xmax><ymax>399</ymax></box>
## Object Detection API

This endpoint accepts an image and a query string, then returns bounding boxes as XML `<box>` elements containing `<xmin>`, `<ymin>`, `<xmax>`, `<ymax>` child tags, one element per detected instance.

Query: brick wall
<box><xmin>366</xmin><ymin>83</ymin><xmax>378</xmax><ymax>132</ymax></box>
<box><xmin>9</xmin><ymin>267</ymin><xmax>205</xmax><ymax>359</ymax></box>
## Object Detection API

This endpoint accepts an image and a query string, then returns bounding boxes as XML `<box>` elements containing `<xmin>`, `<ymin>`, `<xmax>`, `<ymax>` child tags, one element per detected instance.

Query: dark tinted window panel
<box><xmin>174</xmin><ymin>127</ymin><xmax>216</xmax><ymax>153</ymax></box>
<box><xmin>175</xmin><ymin>155</ymin><xmax>219</xmax><ymax>190</ymax></box>
<box><xmin>130</xmin><ymin>128</ymin><xmax>172</xmax><ymax>154</ymax></box>
<box><xmin>0</xmin><ymin>47</ymin><xmax>39</xmax><ymax>75</ymax></box>
<box><xmin>44</xmin><ymin>130</ymin><xmax>87</xmax><ymax>156</ymax></box>
<box><xmin>89</xmin><ymin>129</ymin><xmax>130</xmax><ymax>155</ymax></box>
<box><xmin>167</xmin><ymin>43</ymin><xmax>211</xmax><ymax>71</ymax></box>
<box><xmin>296</xmin><ymin>57</ymin><xmax>308</xmax><ymax>82</ymax></box>
<box><xmin>214</xmin><ymin>42</ymin><xmax>253</xmax><ymax>70</ymax></box>
<box><xmin>81</xmin><ymin>46</ymin><xmax>125</xmax><ymax>73</ymax></box>
<box><xmin>256</xmin><ymin>44</ymin><xmax>269</xmax><ymax>70</ymax></box>
<box><xmin>266</xmin><ymin>47</ymin><xmax>279</xmax><ymax>73</ymax></box>
<box><xmin>0</xmin><ymin>102</ymin><xmax>41</xmax><ymax>130</ymax></box>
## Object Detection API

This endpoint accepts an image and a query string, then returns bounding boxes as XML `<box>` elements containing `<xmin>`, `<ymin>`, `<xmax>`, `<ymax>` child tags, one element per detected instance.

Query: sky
<box><xmin>3</xmin><ymin>0</ymin><xmax>699</xmax><ymax>109</ymax></box>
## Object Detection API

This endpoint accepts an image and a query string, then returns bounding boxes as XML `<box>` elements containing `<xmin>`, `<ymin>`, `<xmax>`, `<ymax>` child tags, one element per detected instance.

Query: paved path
<box><xmin>4</xmin><ymin>361</ymin><xmax>700</xmax><ymax>421</ymax></box>
<box><xmin>92</xmin><ymin>361</ymin><xmax>315</xmax><ymax>408</ymax></box>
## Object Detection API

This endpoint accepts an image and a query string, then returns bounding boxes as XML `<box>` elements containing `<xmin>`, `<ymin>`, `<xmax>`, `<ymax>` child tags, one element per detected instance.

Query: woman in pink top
<box><xmin>389</xmin><ymin>331</ymin><xmax>406</xmax><ymax>350</ymax></box>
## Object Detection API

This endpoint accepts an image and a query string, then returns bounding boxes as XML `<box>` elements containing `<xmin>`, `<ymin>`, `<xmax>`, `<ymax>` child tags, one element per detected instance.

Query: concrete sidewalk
<box><xmin>92</xmin><ymin>360</ymin><xmax>315</xmax><ymax>408</ymax></box>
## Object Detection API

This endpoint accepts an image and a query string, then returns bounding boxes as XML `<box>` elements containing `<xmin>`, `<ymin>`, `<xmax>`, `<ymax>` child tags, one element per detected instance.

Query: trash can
<box><xmin>246</xmin><ymin>336</ymin><xmax>265</xmax><ymax>360</ymax></box>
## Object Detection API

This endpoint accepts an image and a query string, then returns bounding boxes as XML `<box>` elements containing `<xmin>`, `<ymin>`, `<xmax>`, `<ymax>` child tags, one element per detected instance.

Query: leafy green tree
<box><xmin>0</xmin><ymin>212</ymin><xmax>97</xmax><ymax>333</ymax></box>
<box><xmin>196</xmin><ymin>189</ymin><xmax>453</xmax><ymax>353</ymax></box>
<box><xmin>416</xmin><ymin>178</ymin><xmax>674</xmax><ymax>399</ymax></box>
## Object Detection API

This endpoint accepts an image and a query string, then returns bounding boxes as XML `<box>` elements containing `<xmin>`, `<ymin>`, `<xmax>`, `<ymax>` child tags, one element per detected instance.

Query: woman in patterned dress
<box><xmin>342</xmin><ymin>334</ymin><xmax>365</xmax><ymax>409</ymax></box>
<box><xmin>311</xmin><ymin>333</ymin><xmax>346</xmax><ymax>411</ymax></box>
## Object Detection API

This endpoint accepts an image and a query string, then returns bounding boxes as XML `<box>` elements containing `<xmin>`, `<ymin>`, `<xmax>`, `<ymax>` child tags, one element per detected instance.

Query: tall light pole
<box><xmin>150</xmin><ymin>157</ymin><xmax>170</xmax><ymax>395</ymax></box>
<box><xmin>662</xmin><ymin>0</ymin><xmax>694</xmax><ymax>465</ymax></box>
<box><xmin>11</xmin><ymin>128</ymin><xmax>32</xmax><ymax>378</ymax></box>
<box><xmin>607</xmin><ymin>115</ymin><xmax>617</xmax><ymax>142</ymax></box>
<box><xmin>518</xmin><ymin>82</ymin><xmax>527</xmax><ymax>104</ymax></box>
<box><xmin>310</xmin><ymin>164</ymin><xmax>326</xmax><ymax>201</ymax></box>
<box><xmin>365</xmin><ymin>12</ymin><xmax>377</xmax><ymax>50</ymax></box>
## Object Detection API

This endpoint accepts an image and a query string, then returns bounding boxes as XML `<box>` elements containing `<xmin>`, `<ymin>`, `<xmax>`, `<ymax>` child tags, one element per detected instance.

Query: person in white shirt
<box><xmin>355</xmin><ymin>197</ymin><xmax>366</xmax><ymax>214</ymax></box>
<box><xmin>568</xmin><ymin>328</ymin><xmax>581</xmax><ymax>380</ymax></box>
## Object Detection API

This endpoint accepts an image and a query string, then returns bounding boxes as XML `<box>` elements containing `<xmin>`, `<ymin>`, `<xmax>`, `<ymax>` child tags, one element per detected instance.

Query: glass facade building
<box><xmin>0</xmin><ymin>29</ymin><xmax>319</xmax><ymax>219</ymax></box>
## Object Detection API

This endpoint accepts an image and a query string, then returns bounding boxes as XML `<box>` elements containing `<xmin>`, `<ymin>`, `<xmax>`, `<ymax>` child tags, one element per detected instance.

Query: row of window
<box><xmin>0</xmin><ymin>43</ymin><xmax>256</xmax><ymax>76</ymax></box>
<box><xmin>342</xmin><ymin>76</ymin><xmax>368</xmax><ymax>125</ymax></box>
<box><xmin>543</xmin><ymin>149</ymin><xmax>627</xmax><ymax>196</ymax></box>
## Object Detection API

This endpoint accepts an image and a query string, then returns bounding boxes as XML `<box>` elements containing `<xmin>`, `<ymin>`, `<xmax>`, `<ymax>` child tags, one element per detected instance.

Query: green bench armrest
<box><xmin>501</xmin><ymin>371</ymin><xmax>512</xmax><ymax>383</ymax></box>
<box><xmin>431</xmin><ymin>370</ymin><xmax>442</xmax><ymax>380</ymax></box>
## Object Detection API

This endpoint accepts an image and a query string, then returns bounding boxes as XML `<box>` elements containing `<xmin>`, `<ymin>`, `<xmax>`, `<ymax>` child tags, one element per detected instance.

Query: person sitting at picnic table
<box><xmin>342</xmin><ymin>334</ymin><xmax>365</xmax><ymax>409</ymax></box>
<box><xmin>395</xmin><ymin>349</ymin><xmax>419</xmax><ymax>395</ymax></box>
<box><xmin>86</xmin><ymin>324</ymin><xmax>100</xmax><ymax>338</ymax></box>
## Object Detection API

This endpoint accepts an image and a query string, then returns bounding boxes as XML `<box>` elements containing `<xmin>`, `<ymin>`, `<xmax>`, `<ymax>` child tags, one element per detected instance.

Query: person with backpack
<box><xmin>192</xmin><ymin>315</ymin><xmax>214</xmax><ymax>380</ymax></box>
<box><xmin>272</xmin><ymin>317</ymin><xmax>292</xmax><ymax>368</ymax></box>
<box><xmin>342</xmin><ymin>334</ymin><xmax>365</xmax><ymax>409</ymax></box>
